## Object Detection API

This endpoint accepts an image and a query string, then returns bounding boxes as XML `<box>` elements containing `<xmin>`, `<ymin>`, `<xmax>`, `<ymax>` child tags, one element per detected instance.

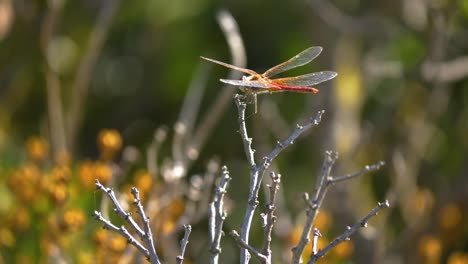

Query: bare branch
<box><xmin>292</xmin><ymin>153</ymin><xmax>386</xmax><ymax>264</ymax></box>
<box><xmin>311</xmin><ymin>151</ymin><xmax>337</xmax><ymax>204</ymax></box>
<box><xmin>308</xmin><ymin>201</ymin><xmax>390</xmax><ymax>263</ymax></box>
<box><xmin>230</xmin><ymin>230</ymin><xmax>268</xmax><ymax>263</ymax></box>
<box><xmin>261</xmin><ymin>172</ymin><xmax>281</xmax><ymax>262</ymax></box>
<box><xmin>92</xmin><ymin>211</ymin><xmax>149</xmax><ymax>259</ymax></box>
<box><xmin>234</xmin><ymin>95</ymin><xmax>257</xmax><ymax>169</ymax></box>
<box><xmin>311</xmin><ymin>228</ymin><xmax>321</xmax><ymax>256</ymax></box>
<box><xmin>235</xmin><ymin>94</ymin><xmax>258</xmax><ymax>264</ymax></box>
<box><xmin>94</xmin><ymin>179</ymin><xmax>162</xmax><ymax>264</ymax></box>
<box><xmin>292</xmin><ymin>151</ymin><xmax>337</xmax><ymax>264</ymax></box>
<box><xmin>131</xmin><ymin>187</ymin><xmax>159</xmax><ymax>263</ymax></box>
<box><xmin>330</xmin><ymin>161</ymin><xmax>385</xmax><ymax>184</ymax></box>
<box><xmin>176</xmin><ymin>225</ymin><xmax>192</xmax><ymax>264</ymax></box>
<box><xmin>263</xmin><ymin>111</ymin><xmax>325</xmax><ymax>172</ymax></box>
<box><xmin>209</xmin><ymin>166</ymin><xmax>232</xmax><ymax>264</ymax></box>
<box><xmin>95</xmin><ymin>180</ymin><xmax>145</xmax><ymax>237</ymax></box>
<box><xmin>238</xmin><ymin>108</ymin><xmax>325</xmax><ymax>264</ymax></box>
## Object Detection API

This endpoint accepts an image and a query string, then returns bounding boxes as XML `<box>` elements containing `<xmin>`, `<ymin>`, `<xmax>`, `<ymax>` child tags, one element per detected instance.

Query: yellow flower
<box><xmin>7</xmin><ymin>163</ymin><xmax>41</xmax><ymax>189</ymax></box>
<box><xmin>160</xmin><ymin>218</ymin><xmax>176</xmax><ymax>235</ymax></box>
<box><xmin>79</xmin><ymin>160</ymin><xmax>113</xmax><ymax>189</ymax></box>
<box><xmin>7</xmin><ymin>164</ymin><xmax>42</xmax><ymax>203</ymax></box>
<box><xmin>133</xmin><ymin>169</ymin><xmax>152</xmax><ymax>194</ymax></box>
<box><xmin>418</xmin><ymin>235</ymin><xmax>442</xmax><ymax>262</ymax></box>
<box><xmin>78</xmin><ymin>160</ymin><xmax>96</xmax><ymax>189</ymax></box>
<box><xmin>169</xmin><ymin>199</ymin><xmax>185</xmax><ymax>219</ymax></box>
<box><xmin>314</xmin><ymin>210</ymin><xmax>332</xmax><ymax>233</ymax></box>
<box><xmin>0</xmin><ymin>228</ymin><xmax>15</xmax><ymax>247</ymax></box>
<box><xmin>40</xmin><ymin>235</ymin><xmax>54</xmax><ymax>256</ymax></box>
<box><xmin>25</xmin><ymin>136</ymin><xmax>48</xmax><ymax>161</ymax></box>
<box><xmin>18</xmin><ymin>184</ymin><xmax>38</xmax><ymax>204</ymax></box>
<box><xmin>62</xmin><ymin>208</ymin><xmax>86</xmax><ymax>232</ymax></box>
<box><xmin>48</xmin><ymin>182</ymin><xmax>67</xmax><ymax>205</ymax></box>
<box><xmin>408</xmin><ymin>188</ymin><xmax>434</xmax><ymax>218</ymax></box>
<box><xmin>93</xmin><ymin>161</ymin><xmax>113</xmax><ymax>184</ymax></box>
<box><xmin>93</xmin><ymin>229</ymin><xmax>108</xmax><ymax>247</ymax></box>
<box><xmin>77</xmin><ymin>251</ymin><xmax>94</xmax><ymax>264</ymax></box>
<box><xmin>285</xmin><ymin>226</ymin><xmax>301</xmax><ymax>247</ymax></box>
<box><xmin>97</xmin><ymin>129</ymin><xmax>122</xmax><ymax>160</ymax></box>
<box><xmin>110</xmin><ymin>235</ymin><xmax>127</xmax><ymax>252</ymax></box>
<box><xmin>51</xmin><ymin>164</ymin><xmax>71</xmax><ymax>183</ymax></box>
<box><xmin>332</xmin><ymin>240</ymin><xmax>354</xmax><ymax>259</ymax></box>
<box><xmin>11</xmin><ymin>207</ymin><xmax>30</xmax><ymax>231</ymax></box>
<box><xmin>438</xmin><ymin>203</ymin><xmax>462</xmax><ymax>230</ymax></box>
<box><xmin>448</xmin><ymin>252</ymin><xmax>468</xmax><ymax>264</ymax></box>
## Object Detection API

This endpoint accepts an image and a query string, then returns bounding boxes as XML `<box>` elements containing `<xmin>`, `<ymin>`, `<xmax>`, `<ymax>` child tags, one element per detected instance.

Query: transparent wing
<box><xmin>220</xmin><ymin>79</ymin><xmax>270</xmax><ymax>88</ymax></box>
<box><xmin>201</xmin><ymin>56</ymin><xmax>258</xmax><ymax>76</ymax></box>
<box><xmin>263</xmin><ymin>46</ymin><xmax>323</xmax><ymax>78</ymax></box>
<box><xmin>271</xmin><ymin>71</ymin><xmax>337</xmax><ymax>86</ymax></box>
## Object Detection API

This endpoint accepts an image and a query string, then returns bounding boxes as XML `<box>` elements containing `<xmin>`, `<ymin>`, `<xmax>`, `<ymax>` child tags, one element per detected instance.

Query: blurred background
<box><xmin>0</xmin><ymin>0</ymin><xmax>467</xmax><ymax>263</ymax></box>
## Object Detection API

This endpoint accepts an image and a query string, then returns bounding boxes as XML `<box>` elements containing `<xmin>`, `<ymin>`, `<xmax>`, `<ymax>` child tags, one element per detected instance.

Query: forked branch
<box><xmin>93</xmin><ymin>179</ymin><xmax>161</xmax><ymax>264</ymax></box>
<box><xmin>292</xmin><ymin>151</ymin><xmax>386</xmax><ymax>264</ymax></box>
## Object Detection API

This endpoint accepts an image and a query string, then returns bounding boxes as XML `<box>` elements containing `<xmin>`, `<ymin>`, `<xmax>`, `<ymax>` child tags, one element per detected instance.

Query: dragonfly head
<box><xmin>243</xmin><ymin>75</ymin><xmax>259</xmax><ymax>82</ymax></box>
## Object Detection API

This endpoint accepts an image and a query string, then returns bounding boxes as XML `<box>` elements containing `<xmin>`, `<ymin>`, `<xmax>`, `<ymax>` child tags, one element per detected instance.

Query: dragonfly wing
<box><xmin>220</xmin><ymin>79</ymin><xmax>270</xmax><ymax>88</ymax></box>
<box><xmin>201</xmin><ymin>56</ymin><xmax>258</xmax><ymax>76</ymax></box>
<box><xmin>271</xmin><ymin>71</ymin><xmax>337</xmax><ymax>86</ymax></box>
<box><xmin>263</xmin><ymin>47</ymin><xmax>323</xmax><ymax>78</ymax></box>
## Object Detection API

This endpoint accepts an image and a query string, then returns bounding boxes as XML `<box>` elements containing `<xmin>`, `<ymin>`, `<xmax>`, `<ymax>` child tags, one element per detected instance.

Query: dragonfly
<box><xmin>201</xmin><ymin>46</ymin><xmax>337</xmax><ymax>111</ymax></box>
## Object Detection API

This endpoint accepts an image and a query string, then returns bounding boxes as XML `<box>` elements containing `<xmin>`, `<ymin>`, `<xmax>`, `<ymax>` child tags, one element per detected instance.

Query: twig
<box><xmin>176</xmin><ymin>225</ymin><xmax>192</xmax><ymax>264</ymax></box>
<box><xmin>308</xmin><ymin>201</ymin><xmax>390</xmax><ymax>263</ymax></box>
<box><xmin>94</xmin><ymin>179</ymin><xmax>162</xmax><ymax>264</ymax></box>
<box><xmin>292</xmin><ymin>152</ymin><xmax>385</xmax><ymax>264</ymax></box>
<box><xmin>235</xmin><ymin>98</ymin><xmax>325</xmax><ymax>263</ymax></box>
<box><xmin>234</xmin><ymin>95</ymin><xmax>261</xmax><ymax>263</ymax></box>
<box><xmin>261</xmin><ymin>111</ymin><xmax>326</xmax><ymax>173</ymax></box>
<box><xmin>131</xmin><ymin>187</ymin><xmax>159</xmax><ymax>263</ymax></box>
<box><xmin>230</xmin><ymin>230</ymin><xmax>268</xmax><ymax>263</ymax></box>
<box><xmin>330</xmin><ymin>161</ymin><xmax>385</xmax><ymax>184</ymax></box>
<box><xmin>292</xmin><ymin>151</ymin><xmax>337</xmax><ymax>264</ymax></box>
<box><xmin>208</xmin><ymin>166</ymin><xmax>232</xmax><ymax>264</ymax></box>
<box><xmin>311</xmin><ymin>228</ymin><xmax>321</xmax><ymax>256</ymax></box>
<box><xmin>235</xmin><ymin>95</ymin><xmax>257</xmax><ymax>169</ymax></box>
<box><xmin>95</xmin><ymin>180</ymin><xmax>144</xmax><ymax>236</ymax></box>
<box><xmin>261</xmin><ymin>172</ymin><xmax>281</xmax><ymax>263</ymax></box>
<box><xmin>92</xmin><ymin>211</ymin><xmax>149</xmax><ymax>258</ymax></box>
